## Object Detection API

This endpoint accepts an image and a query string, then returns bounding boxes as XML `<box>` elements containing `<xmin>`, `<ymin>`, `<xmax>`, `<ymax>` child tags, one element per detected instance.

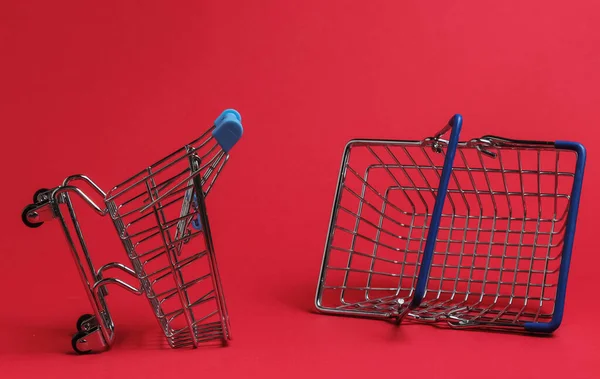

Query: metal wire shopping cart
<box><xmin>315</xmin><ymin>115</ymin><xmax>586</xmax><ymax>333</ymax></box>
<box><xmin>22</xmin><ymin>109</ymin><xmax>244</xmax><ymax>353</ymax></box>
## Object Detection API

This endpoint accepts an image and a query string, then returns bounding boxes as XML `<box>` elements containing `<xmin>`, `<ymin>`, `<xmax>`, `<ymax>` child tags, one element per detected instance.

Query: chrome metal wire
<box><xmin>107</xmin><ymin>130</ymin><xmax>230</xmax><ymax>348</ymax></box>
<box><xmin>315</xmin><ymin>136</ymin><xmax>578</xmax><ymax>330</ymax></box>
<box><xmin>23</xmin><ymin>124</ymin><xmax>232</xmax><ymax>352</ymax></box>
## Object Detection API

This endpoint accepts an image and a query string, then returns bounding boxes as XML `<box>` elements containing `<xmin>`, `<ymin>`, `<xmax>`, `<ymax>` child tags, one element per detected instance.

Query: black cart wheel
<box><xmin>71</xmin><ymin>331</ymin><xmax>92</xmax><ymax>355</ymax></box>
<box><xmin>33</xmin><ymin>188</ymin><xmax>50</xmax><ymax>203</ymax></box>
<box><xmin>21</xmin><ymin>204</ymin><xmax>43</xmax><ymax>228</ymax></box>
<box><xmin>76</xmin><ymin>314</ymin><xmax>97</xmax><ymax>332</ymax></box>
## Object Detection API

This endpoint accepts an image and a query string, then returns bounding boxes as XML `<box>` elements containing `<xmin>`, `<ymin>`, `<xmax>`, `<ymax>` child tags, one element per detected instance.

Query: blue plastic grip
<box><xmin>214</xmin><ymin>108</ymin><xmax>242</xmax><ymax>125</ymax></box>
<box><xmin>524</xmin><ymin>141</ymin><xmax>586</xmax><ymax>333</ymax></box>
<box><xmin>410</xmin><ymin>114</ymin><xmax>463</xmax><ymax>308</ymax></box>
<box><xmin>213</xmin><ymin>109</ymin><xmax>243</xmax><ymax>153</ymax></box>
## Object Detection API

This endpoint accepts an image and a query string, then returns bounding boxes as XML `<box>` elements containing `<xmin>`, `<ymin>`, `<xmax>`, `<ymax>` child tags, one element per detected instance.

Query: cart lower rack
<box><xmin>315</xmin><ymin>115</ymin><xmax>585</xmax><ymax>333</ymax></box>
<box><xmin>22</xmin><ymin>109</ymin><xmax>244</xmax><ymax>353</ymax></box>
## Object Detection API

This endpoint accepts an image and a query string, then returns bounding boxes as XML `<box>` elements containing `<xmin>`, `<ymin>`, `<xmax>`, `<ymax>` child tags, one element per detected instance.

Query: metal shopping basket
<box><xmin>21</xmin><ymin>109</ymin><xmax>244</xmax><ymax>353</ymax></box>
<box><xmin>315</xmin><ymin>114</ymin><xmax>586</xmax><ymax>333</ymax></box>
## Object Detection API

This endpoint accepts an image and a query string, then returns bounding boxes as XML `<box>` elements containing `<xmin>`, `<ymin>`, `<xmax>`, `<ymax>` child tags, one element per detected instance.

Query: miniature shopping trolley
<box><xmin>315</xmin><ymin>114</ymin><xmax>586</xmax><ymax>333</ymax></box>
<box><xmin>21</xmin><ymin>109</ymin><xmax>243</xmax><ymax>354</ymax></box>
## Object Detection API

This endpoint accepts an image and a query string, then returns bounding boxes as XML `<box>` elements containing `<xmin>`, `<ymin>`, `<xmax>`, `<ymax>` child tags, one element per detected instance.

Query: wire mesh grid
<box><xmin>413</xmin><ymin>144</ymin><xmax>576</xmax><ymax>328</ymax></box>
<box><xmin>316</xmin><ymin>139</ymin><xmax>447</xmax><ymax>317</ymax></box>
<box><xmin>105</xmin><ymin>127</ymin><xmax>231</xmax><ymax>348</ymax></box>
<box><xmin>315</xmin><ymin>121</ymin><xmax>583</xmax><ymax>332</ymax></box>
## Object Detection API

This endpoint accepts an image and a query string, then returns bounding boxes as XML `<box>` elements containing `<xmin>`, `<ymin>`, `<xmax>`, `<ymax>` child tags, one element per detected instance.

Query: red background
<box><xmin>1</xmin><ymin>1</ymin><xmax>599</xmax><ymax>378</ymax></box>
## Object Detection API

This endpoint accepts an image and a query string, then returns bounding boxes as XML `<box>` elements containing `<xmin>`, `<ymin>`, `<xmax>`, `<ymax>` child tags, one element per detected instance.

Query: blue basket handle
<box><xmin>410</xmin><ymin>114</ymin><xmax>463</xmax><ymax>309</ymax></box>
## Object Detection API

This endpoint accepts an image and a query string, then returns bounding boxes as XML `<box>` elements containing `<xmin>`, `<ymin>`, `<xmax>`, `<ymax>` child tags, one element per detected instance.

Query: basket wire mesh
<box><xmin>315</xmin><ymin>115</ymin><xmax>585</xmax><ymax>333</ymax></box>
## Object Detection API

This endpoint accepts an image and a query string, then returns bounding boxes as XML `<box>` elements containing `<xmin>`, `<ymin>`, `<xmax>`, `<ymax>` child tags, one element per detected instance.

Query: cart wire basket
<box><xmin>22</xmin><ymin>109</ymin><xmax>244</xmax><ymax>353</ymax></box>
<box><xmin>315</xmin><ymin>114</ymin><xmax>586</xmax><ymax>334</ymax></box>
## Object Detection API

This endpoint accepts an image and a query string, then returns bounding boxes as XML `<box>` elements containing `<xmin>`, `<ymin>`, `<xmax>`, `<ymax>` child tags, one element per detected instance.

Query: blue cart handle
<box><xmin>214</xmin><ymin>108</ymin><xmax>241</xmax><ymax>125</ymax></box>
<box><xmin>213</xmin><ymin>108</ymin><xmax>244</xmax><ymax>153</ymax></box>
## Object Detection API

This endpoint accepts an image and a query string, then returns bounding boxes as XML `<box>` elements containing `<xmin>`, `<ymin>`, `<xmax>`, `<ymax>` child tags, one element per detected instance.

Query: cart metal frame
<box><xmin>22</xmin><ymin>109</ymin><xmax>243</xmax><ymax>353</ymax></box>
